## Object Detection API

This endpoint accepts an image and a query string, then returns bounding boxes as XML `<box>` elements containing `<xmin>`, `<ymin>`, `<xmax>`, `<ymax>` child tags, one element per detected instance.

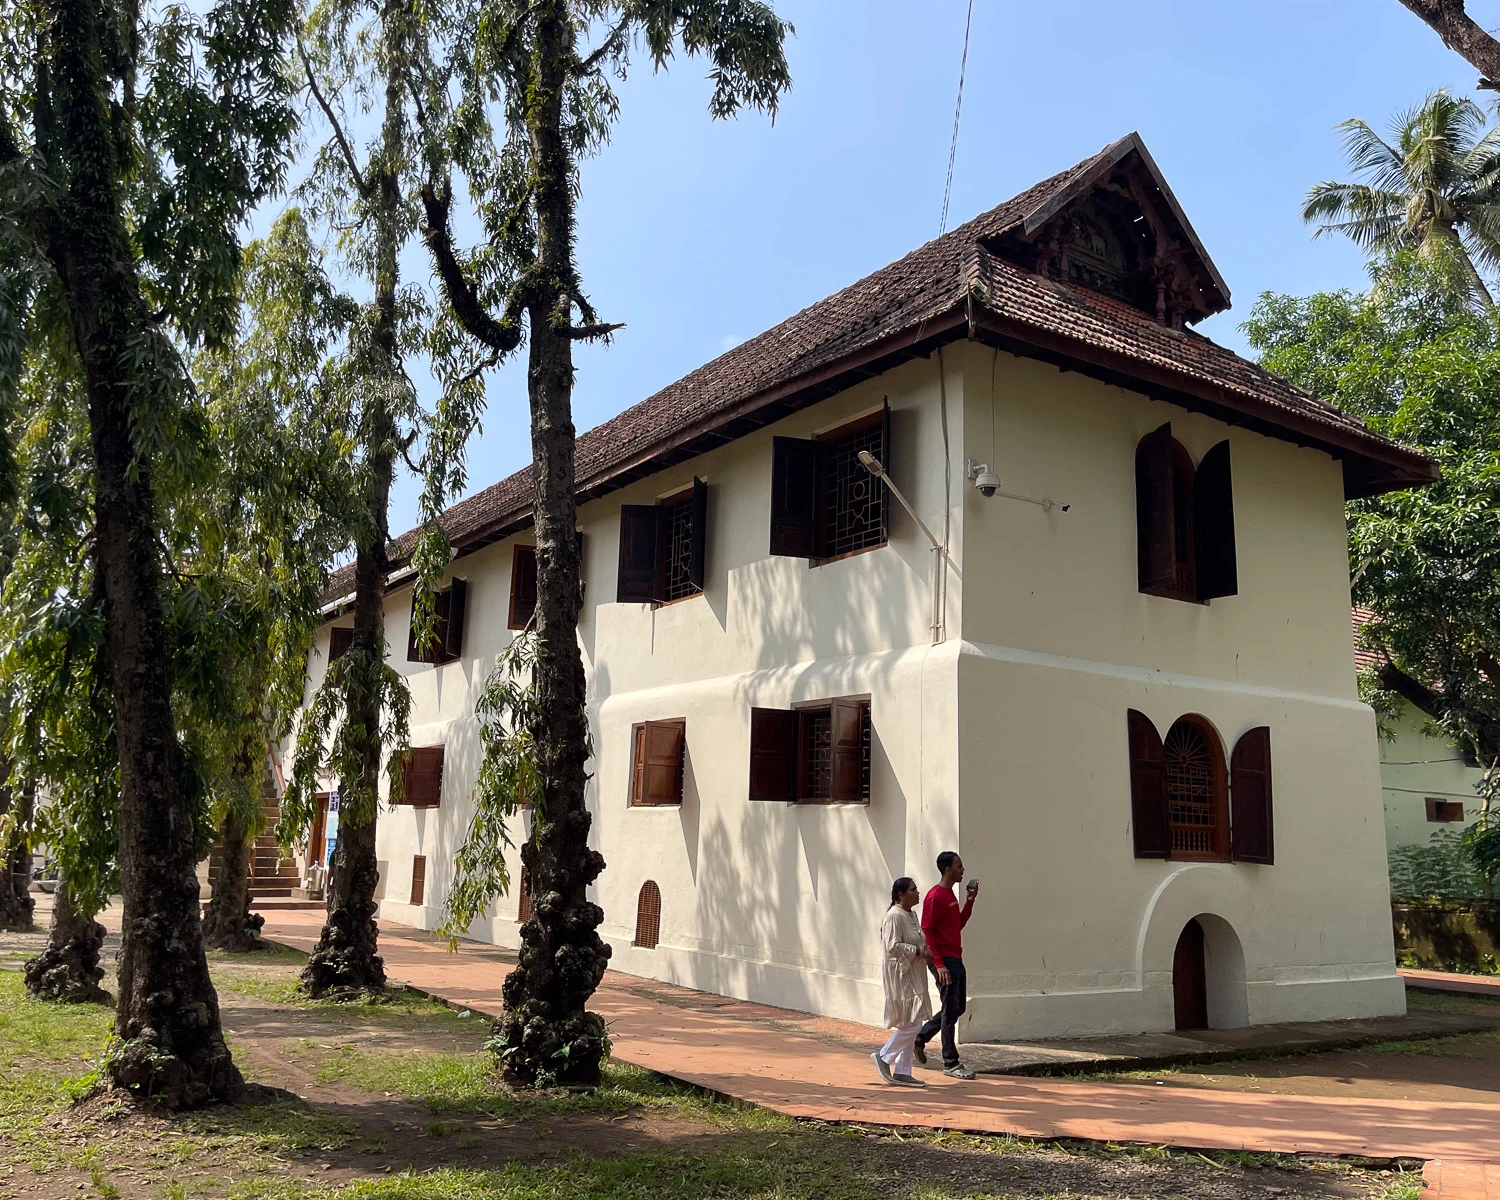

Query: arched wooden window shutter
<box><xmin>1136</xmin><ymin>424</ymin><xmax>1176</xmax><ymax>592</ymax></box>
<box><xmin>1127</xmin><ymin>709</ymin><xmax>1169</xmax><ymax>858</ymax></box>
<box><xmin>1194</xmin><ymin>441</ymin><xmax>1237</xmax><ymax>600</ymax></box>
<box><xmin>634</xmin><ymin>881</ymin><xmax>662</xmax><ymax>949</ymax></box>
<box><xmin>1230</xmin><ymin>726</ymin><xmax>1274</xmax><ymax>864</ymax></box>
<box><xmin>517</xmin><ymin>864</ymin><xmax>532</xmax><ymax>924</ymax></box>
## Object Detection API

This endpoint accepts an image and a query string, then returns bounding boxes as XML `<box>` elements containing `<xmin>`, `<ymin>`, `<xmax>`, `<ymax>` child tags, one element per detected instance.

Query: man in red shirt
<box><xmin>916</xmin><ymin>850</ymin><xmax>978</xmax><ymax>1078</ymax></box>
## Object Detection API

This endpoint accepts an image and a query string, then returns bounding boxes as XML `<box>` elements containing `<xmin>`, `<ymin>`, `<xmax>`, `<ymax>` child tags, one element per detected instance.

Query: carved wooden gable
<box><xmin>988</xmin><ymin>137</ymin><xmax>1229</xmax><ymax>331</ymax></box>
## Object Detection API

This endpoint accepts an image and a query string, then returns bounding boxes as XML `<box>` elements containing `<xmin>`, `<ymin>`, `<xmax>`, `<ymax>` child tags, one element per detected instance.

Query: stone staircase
<box><xmin>206</xmin><ymin>758</ymin><xmax>307</xmax><ymax>903</ymax></box>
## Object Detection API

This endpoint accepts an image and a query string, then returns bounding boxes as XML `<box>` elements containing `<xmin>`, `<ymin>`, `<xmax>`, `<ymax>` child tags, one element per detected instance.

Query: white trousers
<box><xmin>879</xmin><ymin>1022</ymin><xmax>921</xmax><ymax>1076</ymax></box>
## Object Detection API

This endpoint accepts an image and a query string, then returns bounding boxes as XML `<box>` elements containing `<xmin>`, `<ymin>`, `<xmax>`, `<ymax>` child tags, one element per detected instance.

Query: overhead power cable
<box><xmin>938</xmin><ymin>0</ymin><xmax>975</xmax><ymax>236</ymax></box>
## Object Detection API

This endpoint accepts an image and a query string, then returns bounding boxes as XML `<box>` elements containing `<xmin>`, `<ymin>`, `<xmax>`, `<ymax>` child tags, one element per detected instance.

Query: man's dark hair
<box><xmin>936</xmin><ymin>850</ymin><xmax>959</xmax><ymax>875</ymax></box>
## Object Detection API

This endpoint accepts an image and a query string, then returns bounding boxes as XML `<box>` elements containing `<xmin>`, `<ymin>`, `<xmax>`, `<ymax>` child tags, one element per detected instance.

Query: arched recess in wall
<box><xmin>634</xmin><ymin>881</ymin><xmax>662</xmax><ymax>950</ymax></box>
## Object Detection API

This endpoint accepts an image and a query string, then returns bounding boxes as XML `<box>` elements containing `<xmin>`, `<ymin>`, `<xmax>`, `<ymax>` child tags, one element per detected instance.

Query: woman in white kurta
<box><xmin>873</xmin><ymin>877</ymin><xmax>932</xmax><ymax>1087</ymax></box>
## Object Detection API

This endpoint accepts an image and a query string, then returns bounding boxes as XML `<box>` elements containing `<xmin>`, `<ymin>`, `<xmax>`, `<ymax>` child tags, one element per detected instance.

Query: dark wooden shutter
<box><xmin>1194</xmin><ymin>440</ymin><xmax>1237</xmax><ymax>601</ymax></box>
<box><xmin>617</xmin><ymin>505</ymin><xmax>661</xmax><ymax>603</ymax></box>
<box><xmin>1230</xmin><ymin>726</ymin><xmax>1273</xmax><ymax>864</ymax></box>
<box><xmin>1127</xmin><ymin>709</ymin><xmax>1169</xmax><ymax>858</ymax></box>
<box><xmin>329</xmin><ymin>627</ymin><xmax>354</xmax><ymax>663</ymax></box>
<box><xmin>443</xmin><ymin>578</ymin><xmax>468</xmax><ymax>660</ymax></box>
<box><xmin>403</xmin><ymin>746</ymin><xmax>445</xmax><ymax>808</ymax></box>
<box><xmin>637</xmin><ymin>719</ymin><xmax>686</xmax><ymax>805</ymax></box>
<box><xmin>748</xmin><ymin>707</ymin><xmax>797</xmax><ymax>802</ymax></box>
<box><xmin>829</xmin><ymin>698</ymin><xmax>867</xmax><ymax>803</ymax></box>
<box><xmin>687</xmin><ymin>476</ymin><xmax>708</xmax><ymax>590</ymax></box>
<box><xmin>769</xmin><ymin>437</ymin><xmax>820</xmax><ymax>557</ymax></box>
<box><xmin>409</xmin><ymin>856</ymin><xmax>426</xmax><ymax>906</ymax></box>
<box><xmin>508</xmin><ymin>545</ymin><xmax>537</xmax><ymax>630</ymax></box>
<box><xmin>1136</xmin><ymin>423</ymin><xmax>1175</xmax><ymax>593</ymax></box>
<box><xmin>406</xmin><ymin>608</ymin><xmax>425</xmax><ymax>662</ymax></box>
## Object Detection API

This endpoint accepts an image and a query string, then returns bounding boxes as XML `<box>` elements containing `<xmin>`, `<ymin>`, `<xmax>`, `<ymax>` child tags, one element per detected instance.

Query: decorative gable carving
<box><xmin>987</xmin><ymin>136</ymin><xmax>1230</xmax><ymax>331</ymax></box>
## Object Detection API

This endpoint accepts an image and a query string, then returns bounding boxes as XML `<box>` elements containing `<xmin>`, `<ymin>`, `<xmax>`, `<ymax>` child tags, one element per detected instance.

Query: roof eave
<box><xmin>965</xmin><ymin>307</ymin><xmax>1437</xmax><ymax>501</ymax></box>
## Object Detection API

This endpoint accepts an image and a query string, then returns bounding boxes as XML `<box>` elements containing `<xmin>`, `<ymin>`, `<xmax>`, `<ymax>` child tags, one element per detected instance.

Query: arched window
<box><xmin>517</xmin><ymin>864</ymin><xmax>532</xmax><ymax>924</ymax></box>
<box><xmin>634</xmin><ymin>881</ymin><xmax>662</xmax><ymax>950</ymax></box>
<box><xmin>1136</xmin><ymin>424</ymin><xmax>1237</xmax><ymax>603</ymax></box>
<box><xmin>1163</xmin><ymin>716</ymin><xmax>1229</xmax><ymax>861</ymax></box>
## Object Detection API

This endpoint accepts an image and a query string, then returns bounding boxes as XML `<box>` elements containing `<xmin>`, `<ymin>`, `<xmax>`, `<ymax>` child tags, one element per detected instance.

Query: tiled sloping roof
<box><xmin>325</xmin><ymin>135</ymin><xmax>1435</xmax><ymax>603</ymax></box>
<box><xmin>1352</xmin><ymin>606</ymin><xmax>1386</xmax><ymax>669</ymax></box>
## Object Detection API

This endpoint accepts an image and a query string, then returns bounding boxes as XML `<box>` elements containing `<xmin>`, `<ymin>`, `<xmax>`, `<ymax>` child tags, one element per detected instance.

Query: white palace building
<box><xmin>291</xmin><ymin>135</ymin><xmax>1436</xmax><ymax>1042</ymax></box>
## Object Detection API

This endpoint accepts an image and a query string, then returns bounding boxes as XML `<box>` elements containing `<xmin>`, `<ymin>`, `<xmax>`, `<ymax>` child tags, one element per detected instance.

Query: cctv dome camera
<box><xmin>974</xmin><ymin>470</ymin><xmax>1000</xmax><ymax>498</ymax></box>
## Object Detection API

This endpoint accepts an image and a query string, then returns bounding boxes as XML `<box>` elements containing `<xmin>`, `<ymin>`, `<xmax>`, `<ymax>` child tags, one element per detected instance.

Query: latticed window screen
<box><xmin>517</xmin><ymin>865</ymin><xmax>532</xmax><ymax>924</ymax></box>
<box><xmin>661</xmin><ymin>496</ymin><xmax>698</xmax><ymax>602</ymax></box>
<box><xmin>801</xmin><ymin>709</ymin><xmax>833</xmax><ymax>800</ymax></box>
<box><xmin>1164</xmin><ymin>721</ymin><xmax>1217</xmax><ymax>855</ymax></box>
<box><xmin>634</xmin><ymin>880</ymin><xmax>662</xmax><ymax>949</ymax></box>
<box><xmin>822</xmin><ymin>422</ymin><xmax>886</xmax><ymax>557</ymax></box>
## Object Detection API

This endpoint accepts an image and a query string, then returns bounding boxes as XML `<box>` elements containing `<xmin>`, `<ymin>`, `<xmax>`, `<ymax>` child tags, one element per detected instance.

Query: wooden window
<box><xmin>748</xmin><ymin>698</ymin><xmax>870</xmax><ymax>804</ymax></box>
<box><xmin>509</xmin><ymin>534</ymin><xmax>588</xmax><ymax>628</ymax></box>
<box><xmin>630</xmin><ymin>719</ymin><xmax>687</xmax><ymax>806</ymax></box>
<box><xmin>508</xmin><ymin>545</ymin><xmax>538</xmax><ymax>630</ymax></box>
<box><xmin>1230</xmin><ymin>726</ymin><xmax>1274</xmax><ymax>864</ymax></box>
<box><xmin>398</xmin><ymin>746</ymin><xmax>445</xmax><ymax>808</ymax></box>
<box><xmin>406</xmin><ymin>579</ymin><xmax>468</xmax><ymax>664</ymax></box>
<box><xmin>1129</xmin><ymin>712</ymin><xmax>1271</xmax><ymax>865</ymax></box>
<box><xmin>1426</xmin><ymin>798</ymin><xmax>1466</xmax><ymax>822</ymax></box>
<box><xmin>329</xmin><ymin>627</ymin><xmax>354</xmax><ymax>663</ymax></box>
<box><xmin>517</xmin><ymin>864</ymin><xmax>532</xmax><ymax>923</ymax></box>
<box><xmin>634</xmin><ymin>880</ymin><xmax>662</xmax><ymax>949</ymax></box>
<box><xmin>1163</xmin><ymin>716</ymin><xmax>1230</xmax><ymax>861</ymax></box>
<box><xmin>1136</xmin><ymin>423</ymin><xmax>1236</xmax><ymax>603</ymax></box>
<box><xmin>616</xmin><ymin>478</ymin><xmax>708</xmax><ymax>604</ymax></box>
<box><xmin>409</xmin><ymin>855</ymin><xmax>426</xmax><ymax>906</ymax></box>
<box><xmin>769</xmin><ymin>406</ymin><xmax>889</xmax><ymax>562</ymax></box>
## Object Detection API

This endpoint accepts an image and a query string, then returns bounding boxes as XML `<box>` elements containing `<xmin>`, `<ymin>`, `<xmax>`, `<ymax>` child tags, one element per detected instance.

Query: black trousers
<box><xmin>916</xmin><ymin>956</ymin><xmax>967</xmax><ymax>1068</ymax></box>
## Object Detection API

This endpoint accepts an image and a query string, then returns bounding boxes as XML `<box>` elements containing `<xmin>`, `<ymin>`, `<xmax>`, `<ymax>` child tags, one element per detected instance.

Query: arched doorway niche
<box><xmin>1172</xmin><ymin>913</ymin><xmax>1248</xmax><ymax>1031</ymax></box>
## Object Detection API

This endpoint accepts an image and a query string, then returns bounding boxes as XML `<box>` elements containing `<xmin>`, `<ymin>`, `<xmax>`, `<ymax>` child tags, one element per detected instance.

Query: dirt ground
<box><xmin>0</xmin><ymin>921</ymin><xmax>1434</xmax><ymax>1200</ymax></box>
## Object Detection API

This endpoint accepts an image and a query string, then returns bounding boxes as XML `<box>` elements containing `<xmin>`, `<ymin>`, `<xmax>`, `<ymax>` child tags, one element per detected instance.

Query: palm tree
<box><xmin>1304</xmin><ymin>91</ymin><xmax>1500</xmax><ymax>306</ymax></box>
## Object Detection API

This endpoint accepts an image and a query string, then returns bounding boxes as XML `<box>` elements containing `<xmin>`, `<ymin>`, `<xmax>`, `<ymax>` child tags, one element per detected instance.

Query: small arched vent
<box><xmin>634</xmin><ymin>880</ymin><xmax>662</xmax><ymax>950</ymax></box>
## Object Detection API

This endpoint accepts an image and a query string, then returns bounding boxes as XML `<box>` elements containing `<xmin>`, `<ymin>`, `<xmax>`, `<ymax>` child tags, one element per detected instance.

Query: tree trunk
<box><xmin>1398</xmin><ymin>1</ymin><xmax>1500</xmax><ymax>88</ymax></box>
<box><xmin>0</xmin><ymin>770</ymin><xmax>35</xmax><ymax>933</ymax></box>
<box><xmin>491</xmin><ymin>0</ymin><xmax>611</xmax><ymax>1086</ymax></box>
<box><xmin>201</xmin><ymin>811</ymin><xmax>264</xmax><ymax>954</ymax></box>
<box><xmin>300</xmin><ymin>20</ymin><xmax>403</xmax><ymax>999</ymax></box>
<box><xmin>25</xmin><ymin>872</ymin><xmax>111</xmax><ymax>1005</ymax></box>
<box><xmin>39</xmin><ymin>0</ymin><xmax>237</xmax><ymax>1105</ymax></box>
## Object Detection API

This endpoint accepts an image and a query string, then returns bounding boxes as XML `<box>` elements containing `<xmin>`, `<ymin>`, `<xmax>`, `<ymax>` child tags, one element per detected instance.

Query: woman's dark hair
<box><xmin>891</xmin><ymin>877</ymin><xmax>916</xmax><ymax>905</ymax></box>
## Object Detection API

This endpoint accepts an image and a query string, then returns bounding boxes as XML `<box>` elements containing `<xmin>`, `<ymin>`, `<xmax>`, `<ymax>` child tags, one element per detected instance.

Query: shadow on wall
<box><xmin>1196</xmin><ymin>911</ymin><xmax>1249</xmax><ymax>1029</ymax></box>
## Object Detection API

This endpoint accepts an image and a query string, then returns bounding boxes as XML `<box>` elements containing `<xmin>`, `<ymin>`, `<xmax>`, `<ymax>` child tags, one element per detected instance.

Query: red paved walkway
<box><xmin>261</xmin><ymin>912</ymin><xmax>1499</xmax><ymax>1198</ymax></box>
<box><xmin>1401</xmin><ymin>968</ymin><xmax>1500</xmax><ymax>999</ymax></box>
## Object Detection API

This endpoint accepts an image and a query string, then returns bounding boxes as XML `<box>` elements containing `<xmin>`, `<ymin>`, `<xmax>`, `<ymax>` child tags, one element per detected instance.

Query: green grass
<box><xmin>220</xmin><ymin>975</ymin><xmax>464</xmax><ymax>1024</ymax></box>
<box><xmin>312</xmin><ymin>1045</ymin><xmax>788</xmax><ymax>1128</ymax></box>
<box><xmin>1406</xmin><ymin>987</ymin><xmax>1500</xmax><ymax>1013</ymax></box>
<box><xmin>1365</xmin><ymin>1028</ymin><xmax>1500</xmax><ymax>1057</ymax></box>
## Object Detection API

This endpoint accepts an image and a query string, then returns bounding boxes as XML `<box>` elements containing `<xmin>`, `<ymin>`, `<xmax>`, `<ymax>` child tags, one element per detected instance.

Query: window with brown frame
<box><xmin>769</xmin><ymin>407</ymin><xmax>889</xmax><ymax>562</ymax></box>
<box><xmin>406</xmin><ymin>579</ymin><xmax>468</xmax><ymax>664</ymax></box>
<box><xmin>630</xmin><ymin>719</ymin><xmax>687</xmax><ymax>806</ymax></box>
<box><xmin>748</xmin><ymin>697</ymin><xmax>871</xmax><ymax>804</ymax></box>
<box><xmin>409</xmin><ymin>856</ymin><xmax>426</xmax><ymax>906</ymax></box>
<box><xmin>508</xmin><ymin>533</ymin><xmax>587</xmax><ymax>630</ymax></box>
<box><xmin>517</xmin><ymin>864</ymin><xmax>532</xmax><ymax>923</ymax></box>
<box><xmin>617</xmin><ymin>479</ymin><xmax>708</xmax><ymax>604</ymax></box>
<box><xmin>634</xmin><ymin>880</ymin><xmax>662</xmax><ymax>949</ymax></box>
<box><xmin>1426</xmin><ymin>798</ymin><xmax>1466</xmax><ymax>823</ymax></box>
<box><xmin>396</xmin><ymin>746</ymin><xmax>445</xmax><ymax>808</ymax></box>
<box><xmin>1127</xmin><ymin>711</ymin><xmax>1272</xmax><ymax>864</ymax></box>
<box><xmin>329</xmin><ymin>626</ymin><xmax>354</xmax><ymax>663</ymax></box>
<box><xmin>1136</xmin><ymin>423</ymin><xmax>1236</xmax><ymax>603</ymax></box>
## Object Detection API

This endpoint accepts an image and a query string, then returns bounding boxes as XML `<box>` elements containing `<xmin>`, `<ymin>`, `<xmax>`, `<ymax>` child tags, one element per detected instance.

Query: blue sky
<box><xmin>303</xmin><ymin>1</ymin><xmax>1480</xmax><ymax>533</ymax></box>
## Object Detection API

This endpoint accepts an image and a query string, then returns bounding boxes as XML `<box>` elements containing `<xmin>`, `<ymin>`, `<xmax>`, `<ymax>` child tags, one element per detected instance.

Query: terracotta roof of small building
<box><xmin>1352</xmin><ymin>606</ymin><xmax>1386</xmax><ymax>670</ymax></box>
<box><xmin>324</xmin><ymin>134</ymin><xmax>1437</xmax><ymax>604</ymax></box>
